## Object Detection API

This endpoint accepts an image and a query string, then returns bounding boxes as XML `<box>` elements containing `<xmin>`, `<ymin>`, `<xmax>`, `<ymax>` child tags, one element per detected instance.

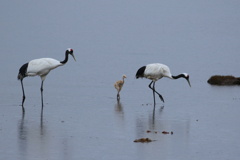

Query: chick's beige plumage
<box><xmin>114</xmin><ymin>75</ymin><xmax>127</xmax><ymax>100</ymax></box>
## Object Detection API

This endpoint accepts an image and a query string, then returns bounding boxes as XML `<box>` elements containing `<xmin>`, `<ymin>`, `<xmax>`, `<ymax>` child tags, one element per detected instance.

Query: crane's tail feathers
<box><xmin>17</xmin><ymin>73</ymin><xmax>23</xmax><ymax>80</ymax></box>
<box><xmin>18</xmin><ymin>63</ymin><xmax>28</xmax><ymax>80</ymax></box>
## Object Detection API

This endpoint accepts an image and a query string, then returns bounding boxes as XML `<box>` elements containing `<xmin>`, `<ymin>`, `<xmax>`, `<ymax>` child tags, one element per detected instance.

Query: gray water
<box><xmin>1</xmin><ymin>1</ymin><xmax>240</xmax><ymax>160</ymax></box>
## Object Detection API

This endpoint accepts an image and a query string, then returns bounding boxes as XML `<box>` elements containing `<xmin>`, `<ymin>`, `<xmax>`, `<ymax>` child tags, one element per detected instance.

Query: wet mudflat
<box><xmin>1</xmin><ymin>1</ymin><xmax>240</xmax><ymax>160</ymax></box>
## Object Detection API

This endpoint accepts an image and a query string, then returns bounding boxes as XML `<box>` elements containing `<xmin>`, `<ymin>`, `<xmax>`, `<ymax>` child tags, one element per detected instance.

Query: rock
<box><xmin>207</xmin><ymin>75</ymin><xmax>240</xmax><ymax>85</ymax></box>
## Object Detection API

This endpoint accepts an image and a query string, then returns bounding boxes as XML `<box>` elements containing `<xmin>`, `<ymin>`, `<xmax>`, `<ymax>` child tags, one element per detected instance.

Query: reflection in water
<box><xmin>136</xmin><ymin>105</ymin><xmax>164</xmax><ymax>138</ymax></box>
<box><xmin>115</xmin><ymin>100</ymin><xmax>124</xmax><ymax>114</ymax></box>
<box><xmin>135</xmin><ymin>106</ymin><xmax>191</xmax><ymax>159</ymax></box>
<box><xmin>17</xmin><ymin>112</ymin><xmax>71</xmax><ymax>160</ymax></box>
<box><xmin>114</xmin><ymin>100</ymin><xmax>125</xmax><ymax>129</ymax></box>
<box><xmin>40</xmin><ymin>115</ymin><xmax>45</xmax><ymax>136</ymax></box>
<box><xmin>17</xmin><ymin>113</ymin><xmax>46</xmax><ymax>160</ymax></box>
<box><xmin>18</xmin><ymin>113</ymin><xmax>27</xmax><ymax>160</ymax></box>
<box><xmin>18</xmin><ymin>113</ymin><xmax>46</xmax><ymax>138</ymax></box>
<box><xmin>18</xmin><ymin>113</ymin><xmax>27</xmax><ymax>140</ymax></box>
<box><xmin>151</xmin><ymin>105</ymin><xmax>164</xmax><ymax>128</ymax></box>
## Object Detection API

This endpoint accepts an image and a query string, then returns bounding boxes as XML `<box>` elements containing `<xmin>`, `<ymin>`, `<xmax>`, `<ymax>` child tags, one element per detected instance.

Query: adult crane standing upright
<box><xmin>17</xmin><ymin>48</ymin><xmax>76</xmax><ymax>113</ymax></box>
<box><xmin>135</xmin><ymin>63</ymin><xmax>191</xmax><ymax>108</ymax></box>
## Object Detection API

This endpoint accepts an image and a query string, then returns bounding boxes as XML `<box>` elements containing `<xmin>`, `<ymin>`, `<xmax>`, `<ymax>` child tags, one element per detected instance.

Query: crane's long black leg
<box><xmin>117</xmin><ymin>93</ymin><xmax>120</xmax><ymax>100</ymax></box>
<box><xmin>20</xmin><ymin>79</ymin><xmax>25</xmax><ymax>113</ymax></box>
<box><xmin>40</xmin><ymin>80</ymin><xmax>44</xmax><ymax>113</ymax></box>
<box><xmin>154</xmin><ymin>90</ymin><xmax>164</xmax><ymax>103</ymax></box>
<box><xmin>148</xmin><ymin>81</ymin><xmax>165</xmax><ymax>103</ymax></box>
<box><xmin>152</xmin><ymin>82</ymin><xmax>156</xmax><ymax>109</ymax></box>
<box><xmin>148</xmin><ymin>81</ymin><xmax>153</xmax><ymax>90</ymax></box>
<box><xmin>117</xmin><ymin>91</ymin><xmax>120</xmax><ymax>100</ymax></box>
<box><xmin>148</xmin><ymin>81</ymin><xmax>156</xmax><ymax>107</ymax></box>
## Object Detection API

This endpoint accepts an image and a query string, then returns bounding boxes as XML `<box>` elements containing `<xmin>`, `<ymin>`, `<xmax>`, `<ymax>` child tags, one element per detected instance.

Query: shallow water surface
<box><xmin>1</xmin><ymin>1</ymin><xmax>240</xmax><ymax>160</ymax></box>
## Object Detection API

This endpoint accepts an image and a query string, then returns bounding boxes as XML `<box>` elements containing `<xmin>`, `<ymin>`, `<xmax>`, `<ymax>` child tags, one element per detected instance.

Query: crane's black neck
<box><xmin>60</xmin><ymin>51</ymin><xmax>69</xmax><ymax>64</ymax></box>
<box><xmin>172</xmin><ymin>74</ymin><xmax>185</xmax><ymax>79</ymax></box>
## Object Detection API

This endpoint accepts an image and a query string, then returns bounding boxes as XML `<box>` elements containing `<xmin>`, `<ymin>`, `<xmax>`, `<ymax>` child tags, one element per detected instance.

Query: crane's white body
<box><xmin>144</xmin><ymin>63</ymin><xmax>172</xmax><ymax>81</ymax></box>
<box><xmin>27</xmin><ymin>58</ymin><xmax>63</xmax><ymax>80</ymax></box>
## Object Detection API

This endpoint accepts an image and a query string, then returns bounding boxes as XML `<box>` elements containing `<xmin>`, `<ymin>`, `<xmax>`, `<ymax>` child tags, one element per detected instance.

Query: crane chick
<box><xmin>114</xmin><ymin>75</ymin><xmax>127</xmax><ymax>100</ymax></box>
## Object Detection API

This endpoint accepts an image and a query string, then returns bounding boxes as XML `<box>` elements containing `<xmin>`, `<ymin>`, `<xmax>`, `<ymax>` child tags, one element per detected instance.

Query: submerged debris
<box><xmin>146</xmin><ymin>130</ymin><xmax>158</xmax><ymax>134</ymax></box>
<box><xmin>162</xmin><ymin>131</ymin><xmax>169</xmax><ymax>134</ymax></box>
<box><xmin>162</xmin><ymin>131</ymin><xmax>173</xmax><ymax>135</ymax></box>
<box><xmin>146</xmin><ymin>130</ymin><xmax>173</xmax><ymax>135</ymax></box>
<box><xmin>134</xmin><ymin>138</ymin><xmax>154</xmax><ymax>143</ymax></box>
<box><xmin>141</xmin><ymin>103</ymin><xmax>153</xmax><ymax>106</ymax></box>
<box><xmin>207</xmin><ymin>75</ymin><xmax>240</xmax><ymax>85</ymax></box>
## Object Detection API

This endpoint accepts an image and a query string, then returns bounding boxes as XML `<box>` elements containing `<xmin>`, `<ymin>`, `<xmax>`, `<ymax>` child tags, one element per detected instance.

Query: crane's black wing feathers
<box><xmin>136</xmin><ymin>66</ymin><xmax>146</xmax><ymax>79</ymax></box>
<box><xmin>18</xmin><ymin>63</ymin><xmax>28</xmax><ymax>80</ymax></box>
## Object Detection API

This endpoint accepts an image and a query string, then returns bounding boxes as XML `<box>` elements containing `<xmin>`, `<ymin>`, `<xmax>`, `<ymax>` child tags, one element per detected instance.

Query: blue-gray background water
<box><xmin>0</xmin><ymin>1</ymin><xmax>240</xmax><ymax>160</ymax></box>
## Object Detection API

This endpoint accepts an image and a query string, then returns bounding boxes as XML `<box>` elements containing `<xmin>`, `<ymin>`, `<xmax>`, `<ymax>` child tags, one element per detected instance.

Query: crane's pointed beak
<box><xmin>71</xmin><ymin>53</ymin><xmax>76</xmax><ymax>61</ymax></box>
<box><xmin>187</xmin><ymin>79</ymin><xmax>191</xmax><ymax>87</ymax></box>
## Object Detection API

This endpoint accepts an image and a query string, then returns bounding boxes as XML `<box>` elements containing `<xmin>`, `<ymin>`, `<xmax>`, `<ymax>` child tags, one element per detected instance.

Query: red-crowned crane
<box><xmin>135</xmin><ymin>63</ymin><xmax>191</xmax><ymax>107</ymax></box>
<box><xmin>114</xmin><ymin>75</ymin><xmax>127</xmax><ymax>100</ymax></box>
<box><xmin>17</xmin><ymin>48</ymin><xmax>76</xmax><ymax>113</ymax></box>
